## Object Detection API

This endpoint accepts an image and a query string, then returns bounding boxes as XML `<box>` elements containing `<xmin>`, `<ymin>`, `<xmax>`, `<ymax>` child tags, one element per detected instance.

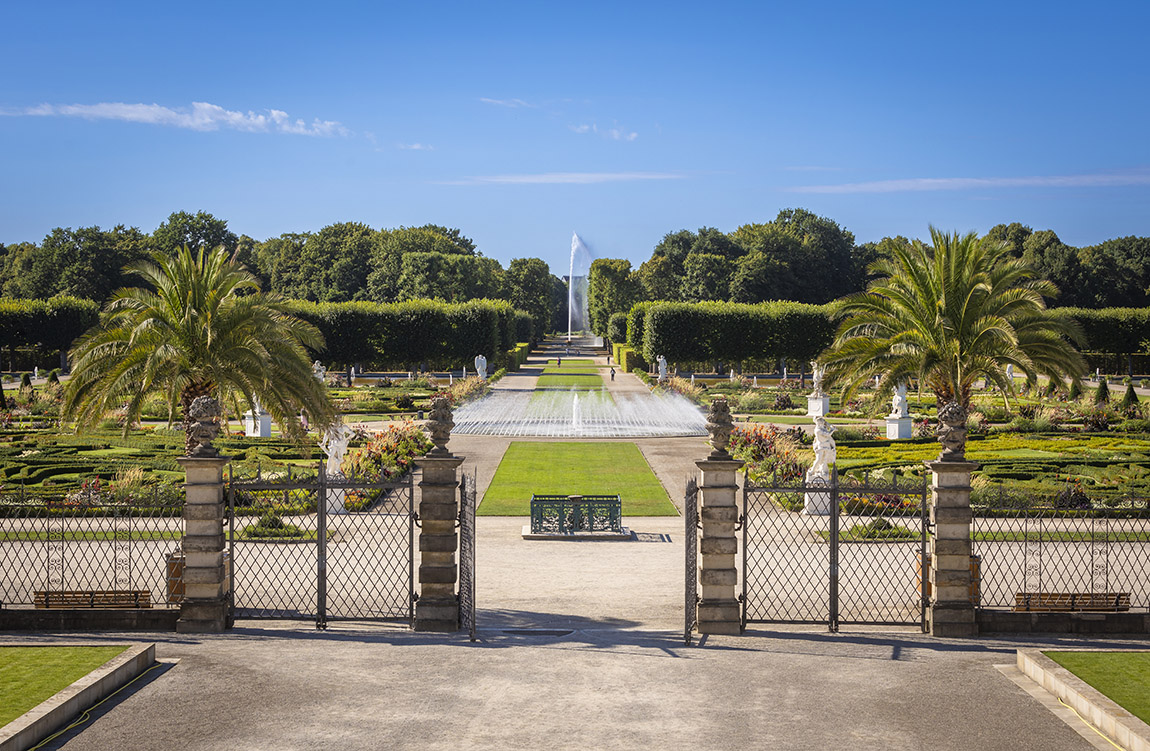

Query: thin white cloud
<box><xmin>792</xmin><ymin>171</ymin><xmax>1150</xmax><ymax>194</ymax></box>
<box><xmin>5</xmin><ymin>101</ymin><xmax>349</xmax><ymax>136</ymax></box>
<box><xmin>569</xmin><ymin>122</ymin><xmax>638</xmax><ymax>142</ymax></box>
<box><xmin>784</xmin><ymin>165</ymin><xmax>843</xmax><ymax>172</ymax></box>
<box><xmin>397</xmin><ymin>142</ymin><xmax>434</xmax><ymax>151</ymax></box>
<box><xmin>479</xmin><ymin>97</ymin><xmax>535</xmax><ymax>108</ymax></box>
<box><xmin>439</xmin><ymin>171</ymin><xmax>684</xmax><ymax>186</ymax></box>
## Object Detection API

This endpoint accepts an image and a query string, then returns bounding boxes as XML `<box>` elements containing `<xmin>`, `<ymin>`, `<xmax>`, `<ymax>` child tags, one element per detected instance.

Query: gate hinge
<box><xmin>734</xmin><ymin>513</ymin><xmax>745</xmax><ymax>532</ymax></box>
<box><xmin>410</xmin><ymin>511</ymin><xmax>422</xmax><ymax>528</ymax></box>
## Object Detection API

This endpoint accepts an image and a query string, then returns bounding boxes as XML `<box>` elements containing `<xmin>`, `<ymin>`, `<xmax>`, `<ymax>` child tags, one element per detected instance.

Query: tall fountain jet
<box><xmin>568</xmin><ymin>232</ymin><xmax>592</xmax><ymax>343</ymax></box>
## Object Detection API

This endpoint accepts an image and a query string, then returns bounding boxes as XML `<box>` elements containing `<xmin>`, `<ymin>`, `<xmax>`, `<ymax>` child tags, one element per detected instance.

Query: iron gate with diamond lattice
<box><xmin>458</xmin><ymin>470</ymin><xmax>477</xmax><ymax>641</ymax></box>
<box><xmin>741</xmin><ymin>469</ymin><xmax>929</xmax><ymax>631</ymax></box>
<box><xmin>228</xmin><ymin>464</ymin><xmax>415</xmax><ymax>628</ymax></box>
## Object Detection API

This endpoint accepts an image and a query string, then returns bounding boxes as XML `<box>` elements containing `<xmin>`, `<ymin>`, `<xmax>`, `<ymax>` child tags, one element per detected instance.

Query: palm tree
<box><xmin>64</xmin><ymin>246</ymin><xmax>337</xmax><ymax>451</ymax></box>
<box><xmin>821</xmin><ymin>227</ymin><xmax>1085</xmax><ymax>410</ymax></box>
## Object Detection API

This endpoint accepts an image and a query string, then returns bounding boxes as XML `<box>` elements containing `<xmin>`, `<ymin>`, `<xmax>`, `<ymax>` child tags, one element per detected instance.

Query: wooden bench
<box><xmin>34</xmin><ymin>590</ymin><xmax>153</xmax><ymax>609</ymax></box>
<box><xmin>1013</xmin><ymin>592</ymin><xmax>1130</xmax><ymax>612</ymax></box>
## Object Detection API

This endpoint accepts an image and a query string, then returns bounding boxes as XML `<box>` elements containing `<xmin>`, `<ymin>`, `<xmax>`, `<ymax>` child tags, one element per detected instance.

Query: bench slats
<box><xmin>34</xmin><ymin>590</ymin><xmax>153</xmax><ymax>609</ymax></box>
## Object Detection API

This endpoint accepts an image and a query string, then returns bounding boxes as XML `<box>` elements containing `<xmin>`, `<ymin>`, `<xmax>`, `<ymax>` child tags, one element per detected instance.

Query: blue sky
<box><xmin>2</xmin><ymin>1</ymin><xmax>1149</xmax><ymax>275</ymax></box>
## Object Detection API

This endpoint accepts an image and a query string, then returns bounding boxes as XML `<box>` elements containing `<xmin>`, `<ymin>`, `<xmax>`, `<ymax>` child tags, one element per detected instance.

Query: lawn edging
<box><xmin>1017</xmin><ymin>648</ymin><xmax>1150</xmax><ymax>751</ymax></box>
<box><xmin>0</xmin><ymin>642</ymin><xmax>155</xmax><ymax>751</ymax></box>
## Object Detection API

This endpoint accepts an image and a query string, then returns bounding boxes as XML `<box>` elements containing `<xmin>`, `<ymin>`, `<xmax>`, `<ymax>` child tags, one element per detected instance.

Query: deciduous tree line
<box><xmin>0</xmin><ymin>211</ymin><xmax>566</xmax><ymax>339</ymax></box>
<box><xmin>587</xmin><ymin>210</ymin><xmax>1150</xmax><ymax>337</ymax></box>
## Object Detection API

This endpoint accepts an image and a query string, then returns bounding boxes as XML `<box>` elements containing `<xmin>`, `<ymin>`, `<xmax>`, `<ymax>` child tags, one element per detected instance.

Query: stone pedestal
<box><xmin>175</xmin><ymin>456</ymin><xmax>230</xmax><ymax>633</ymax></box>
<box><xmin>886</xmin><ymin>416</ymin><xmax>912</xmax><ymax>440</ymax></box>
<box><xmin>243</xmin><ymin>409</ymin><xmax>272</xmax><ymax>437</ymax></box>
<box><xmin>924</xmin><ymin>460</ymin><xmax>979</xmax><ymax>637</ymax></box>
<box><xmin>802</xmin><ymin>473</ymin><xmax>831</xmax><ymax>515</ymax></box>
<box><xmin>413</xmin><ymin>454</ymin><xmax>465</xmax><ymax>632</ymax></box>
<box><xmin>807</xmin><ymin>395</ymin><xmax>830</xmax><ymax>417</ymax></box>
<box><xmin>696</xmin><ymin>458</ymin><xmax>744</xmax><ymax>635</ymax></box>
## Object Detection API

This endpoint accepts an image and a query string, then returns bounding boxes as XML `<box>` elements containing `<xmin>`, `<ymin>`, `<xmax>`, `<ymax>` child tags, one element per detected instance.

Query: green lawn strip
<box><xmin>527</xmin><ymin>390</ymin><xmax>615</xmax><ymax>408</ymax></box>
<box><xmin>2</xmin><ymin>531</ymin><xmax>182</xmax><ymax>542</ymax></box>
<box><xmin>0</xmin><ymin>645</ymin><xmax>130</xmax><ymax>727</ymax></box>
<box><xmin>535</xmin><ymin>374</ymin><xmax>605</xmax><ymax>389</ymax></box>
<box><xmin>1044</xmin><ymin>651</ymin><xmax>1150</xmax><ymax>724</ymax></box>
<box><xmin>543</xmin><ymin>358</ymin><xmax>595</xmax><ymax>367</ymax></box>
<box><xmin>479</xmin><ymin>441</ymin><xmax>677</xmax><ymax>516</ymax></box>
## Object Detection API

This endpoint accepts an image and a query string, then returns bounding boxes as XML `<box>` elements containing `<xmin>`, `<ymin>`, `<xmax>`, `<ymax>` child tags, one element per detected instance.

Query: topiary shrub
<box><xmin>1094</xmin><ymin>376</ymin><xmax>1110</xmax><ymax>405</ymax></box>
<box><xmin>1120</xmin><ymin>378</ymin><xmax>1141</xmax><ymax>414</ymax></box>
<box><xmin>1067</xmin><ymin>380</ymin><xmax>1082</xmax><ymax>401</ymax></box>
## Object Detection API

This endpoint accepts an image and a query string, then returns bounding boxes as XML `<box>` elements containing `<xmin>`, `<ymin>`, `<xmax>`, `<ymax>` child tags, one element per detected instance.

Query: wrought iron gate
<box><xmin>741</xmin><ymin>469</ymin><xmax>929</xmax><ymax>631</ymax></box>
<box><xmin>458</xmin><ymin>470</ymin><xmax>477</xmax><ymax>641</ymax></box>
<box><xmin>228</xmin><ymin>464</ymin><xmax>416</xmax><ymax>628</ymax></box>
<box><xmin>684</xmin><ymin>478</ymin><xmax>699</xmax><ymax>645</ymax></box>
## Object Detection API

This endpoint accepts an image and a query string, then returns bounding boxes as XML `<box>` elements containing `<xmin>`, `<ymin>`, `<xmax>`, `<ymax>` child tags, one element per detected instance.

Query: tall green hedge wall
<box><xmin>624</xmin><ymin>302</ymin><xmax>1150</xmax><ymax>370</ymax></box>
<box><xmin>288</xmin><ymin>298</ymin><xmax>524</xmax><ymax>370</ymax></box>
<box><xmin>0</xmin><ymin>297</ymin><xmax>99</xmax><ymax>355</ymax></box>
<box><xmin>638</xmin><ymin>301</ymin><xmax>837</xmax><ymax>365</ymax></box>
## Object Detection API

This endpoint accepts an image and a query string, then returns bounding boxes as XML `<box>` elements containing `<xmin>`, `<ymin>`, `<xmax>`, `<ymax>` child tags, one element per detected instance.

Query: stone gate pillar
<box><xmin>176</xmin><ymin>397</ymin><xmax>230</xmax><ymax>634</ymax></box>
<box><xmin>413</xmin><ymin>398</ymin><xmax>464</xmax><ymax>632</ymax></box>
<box><xmin>696</xmin><ymin>399</ymin><xmax>744</xmax><ymax>635</ymax></box>
<box><xmin>925</xmin><ymin>401</ymin><xmax>978</xmax><ymax>637</ymax></box>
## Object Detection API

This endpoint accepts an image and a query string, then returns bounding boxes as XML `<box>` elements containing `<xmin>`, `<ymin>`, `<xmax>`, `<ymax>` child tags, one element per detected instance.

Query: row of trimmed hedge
<box><xmin>0</xmin><ymin>296</ymin><xmax>533</xmax><ymax>373</ymax></box>
<box><xmin>287</xmin><ymin>298</ymin><xmax>530</xmax><ymax>370</ymax></box>
<box><xmin>626</xmin><ymin>300</ymin><xmax>836</xmax><ymax>366</ymax></box>
<box><xmin>0</xmin><ymin>297</ymin><xmax>99</xmax><ymax>359</ymax></box>
<box><xmin>621</xmin><ymin>301</ymin><xmax>1150</xmax><ymax>369</ymax></box>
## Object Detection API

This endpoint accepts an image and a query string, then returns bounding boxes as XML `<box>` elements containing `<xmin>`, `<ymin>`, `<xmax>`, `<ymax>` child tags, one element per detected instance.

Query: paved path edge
<box><xmin>0</xmin><ymin>642</ymin><xmax>155</xmax><ymax>751</ymax></box>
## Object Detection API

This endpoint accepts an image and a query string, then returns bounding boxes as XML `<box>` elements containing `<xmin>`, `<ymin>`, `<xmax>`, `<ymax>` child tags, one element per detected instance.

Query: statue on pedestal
<box><xmin>186</xmin><ymin>396</ymin><xmax>222</xmax><ymax>457</ymax></box>
<box><xmin>474</xmin><ymin>354</ymin><xmax>488</xmax><ymax>380</ymax></box>
<box><xmin>808</xmin><ymin>416</ymin><xmax>836</xmax><ymax>481</ymax></box>
<box><xmin>319</xmin><ymin>423</ymin><xmax>355</xmax><ymax>477</ymax></box>
<box><xmin>706</xmin><ymin>398</ymin><xmax>734</xmax><ymax>459</ymax></box>
<box><xmin>809</xmin><ymin>361</ymin><xmax>826</xmax><ymax>398</ymax></box>
<box><xmin>889</xmin><ymin>382</ymin><xmax>909</xmax><ymax>418</ymax></box>
<box><xmin>937</xmin><ymin>401</ymin><xmax>968</xmax><ymax>461</ymax></box>
<box><xmin>657</xmin><ymin>355</ymin><xmax>668</xmax><ymax>383</ymax></box>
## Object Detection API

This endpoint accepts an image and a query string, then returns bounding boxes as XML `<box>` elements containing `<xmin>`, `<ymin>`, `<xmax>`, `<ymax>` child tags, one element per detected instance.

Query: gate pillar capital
<box><xmin>176</xmin><ymin>455</ymin><xmax>230</xmax><ymax>634</ymax></box>
<box><xmin>924</xmin><ymin>460</ymin><xmax>979</xmax><ymax>637</ymax></box>
<box><xmin>695</xmin><ymin>457</ymin><xmax>744</xmax><ymax>636</ymax></box>
<box><xmin>414</xmin><ymin>454</ymin><xmax>465</xmax><ymax>632</ymax></box>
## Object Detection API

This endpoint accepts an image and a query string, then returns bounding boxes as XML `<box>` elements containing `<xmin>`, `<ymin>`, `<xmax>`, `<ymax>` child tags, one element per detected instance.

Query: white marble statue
<box><xmin>474</xmin><ymin>354</ymin><xmax>488</xmax><ymax>380</ymax></box>
<box><xmin>657</xmin><ymin>355</ymin><xmax>668</xmax><ymax>382</ymax></box>
<box><xmin>890</xmin><ymin>382</ymin><xmax>909</xmax><ymax>418</ymax></box>
<box><xmin>312</xmin><ymin>361</ymin><xmax>327</xmax><ymax>383</ymax></box>
<box><xmin>319</xmin><ymin>423</ymin><xmax>355</xmax><ymax>478</ymax></box>
<box><xmin>808</xmin><ymin>416</ymin><xmax>837</xmax><ymax>481</ymax></box>
<box><xmin>803</xmin><ymin>416</ymin><xmax>837</xmax><ymax>514</ymax></box>
<box><xmin>810</xmin><ymin>361</ymin><xmax>826</xmax><ymax>397</ymax></box>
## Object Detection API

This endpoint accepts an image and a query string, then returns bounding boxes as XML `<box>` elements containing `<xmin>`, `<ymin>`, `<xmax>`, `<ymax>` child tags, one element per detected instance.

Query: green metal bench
<box><xmin>530</xmin><ymin>494</ymin><xmax>622</xmax><ymax>535</ymax></box>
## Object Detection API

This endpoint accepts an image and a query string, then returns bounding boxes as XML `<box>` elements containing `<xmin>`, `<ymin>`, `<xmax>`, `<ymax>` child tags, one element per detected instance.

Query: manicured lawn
<box><xmin>0</xmin><ymin>645</ymin><xmax>129</xmax><ymax>726</ymax></box>
<box><xmin>480</xmin><ymin>442</ymin><xmax>677</xmax><ymax>516</ymax></box>
<box><xmin>1045</xmin><ymin>651</ymin><xmax>1150</xmax><ymax>723</ymax></box>
<box><xmin>544</xmin><ymin>359</ymin><xmax>595</xmax><ymax>368</ymax></box>
<box><xmin>535</xmin><ymin>373</ymin><xmax>604</xmax><ymax>390</ymax></box>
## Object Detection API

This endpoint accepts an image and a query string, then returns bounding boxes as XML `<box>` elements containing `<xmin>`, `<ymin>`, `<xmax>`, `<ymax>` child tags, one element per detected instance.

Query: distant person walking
<box><xmin>557</xmin><ymin>356</ymin><xmax>562</xmax><ymax>367</ymax></box>
<box><xmin>610</xmin><ymin>367</ymin><xmax>615</xmax><ymax>381</ymax></box>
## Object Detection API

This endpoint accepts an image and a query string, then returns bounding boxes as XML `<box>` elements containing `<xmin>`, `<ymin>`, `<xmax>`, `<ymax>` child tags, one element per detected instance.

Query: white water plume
<box><xmin>453</xmin><ymin>388</ymin><xmax>707</xmax><ymax>437</ymax></box>
<box><xmin>568</xmin><ymin>232</ymin><xmax>592</xmax><ymax>341</ymax></box>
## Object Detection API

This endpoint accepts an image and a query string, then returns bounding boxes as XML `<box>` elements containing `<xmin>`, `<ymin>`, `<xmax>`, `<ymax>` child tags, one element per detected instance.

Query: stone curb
<box><xmin>1017</xmin><ymin>648</ymin><xmax>1150</xmax><ymax>751</ymax></box>
<box><xmin>0</xmin><ymin>642</ymin><xmax>155</xmax><ymax>751</ymax></box>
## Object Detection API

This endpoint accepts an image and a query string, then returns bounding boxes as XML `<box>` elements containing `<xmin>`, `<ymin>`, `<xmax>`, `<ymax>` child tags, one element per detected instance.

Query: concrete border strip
<box><xmin>1017</xmin><ymin>648</ymin><xmax>1150</xmax><ymax>751</ymax></box>
<box><xmin>0</xmin><ymin>642</ymin><xmax>155</xmax><ymax>751</ymax></box>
